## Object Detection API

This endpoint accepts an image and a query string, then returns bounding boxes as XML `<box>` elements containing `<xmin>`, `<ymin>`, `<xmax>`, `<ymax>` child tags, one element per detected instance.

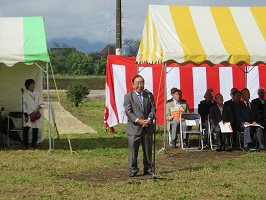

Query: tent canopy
<box><xmin>0</xmin><ymin>16</ymin><xmax>50</xmax><ymax>145</ymax></box>
<box><xmin>136</xmin><ymin>5</ymin><xmax>266</xmax><ymax>65</ymax></box>
<box><xmin>0</xmin><ymin>16</ymin><xmax>50</xmax><ymax>67</ymax></box>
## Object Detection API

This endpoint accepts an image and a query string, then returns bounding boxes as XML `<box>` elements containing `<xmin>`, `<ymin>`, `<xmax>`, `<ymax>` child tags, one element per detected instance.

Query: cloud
<box><xmin>1</xmin><ymin>0</ymin><xmax>266</xmax><ymax>51</ymax></box>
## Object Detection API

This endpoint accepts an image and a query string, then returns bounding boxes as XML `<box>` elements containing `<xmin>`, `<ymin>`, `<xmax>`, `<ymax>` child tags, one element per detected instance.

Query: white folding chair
<box><xmin>180</xmin><ymin>113</ymin><xmax>203</xmax><ymax>151</ymax></box>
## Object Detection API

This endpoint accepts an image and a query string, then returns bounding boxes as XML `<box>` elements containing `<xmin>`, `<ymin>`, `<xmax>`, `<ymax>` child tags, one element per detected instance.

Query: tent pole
<box><xmin>159</xmin><ymin>63</ymin><xmax>167</xmax><ymax>154</ymax></box>
<box><xmin>163</xmin><ymin>63</ymin><xmax>167</xmax><ymax>153</ymax></box>
<box><xmin>46</xmin><ymin>62</ymin><xmax>52</xmax><ymax>153</ymax></box>
<box><xmin>245</xmin><ymin>64</ymin><xmax>247</xmax><ymax>88</ymax></box>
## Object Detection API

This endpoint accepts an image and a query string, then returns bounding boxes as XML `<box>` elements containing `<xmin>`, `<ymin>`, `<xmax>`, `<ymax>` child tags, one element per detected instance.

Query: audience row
<box><xmin>166</xmin><ymin>87</ymin><xmax>266</xmax><ymax>152</ymax></box>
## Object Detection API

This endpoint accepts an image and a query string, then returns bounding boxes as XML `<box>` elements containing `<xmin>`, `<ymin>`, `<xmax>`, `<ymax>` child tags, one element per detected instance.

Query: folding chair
<box><xmin>208</xmin><ymin>116</ymin><xmax>233</xmax><ymax>151</ymax></box>
<box><xmin>180</xmin><ymin>113</ymin><xmax>203</xmax><ymax>150</ymax></box>
<box><xmin>7</xmin><ymin>112</ymin><xmax>23</xmax><ymax>147</ymax></box>
<box><xmin>237</xmin><ymin>129</ymin><xmax>259</xmax><ymax>151</ymax></box>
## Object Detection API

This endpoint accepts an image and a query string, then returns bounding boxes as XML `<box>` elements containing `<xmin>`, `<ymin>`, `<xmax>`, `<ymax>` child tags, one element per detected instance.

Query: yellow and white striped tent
<box><xmin>136</xmin><ymin>5</ymin><xmax>266</xmax><ymax>65</ymax></box>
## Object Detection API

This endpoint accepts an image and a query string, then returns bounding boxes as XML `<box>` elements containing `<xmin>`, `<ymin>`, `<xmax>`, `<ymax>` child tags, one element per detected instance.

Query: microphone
<box><xmin>21</xmin><ymin>88</ymin><xmax>24</xmax><ymax>94</ymax></box>
<box><xmin>144</xmin><ymin>89</ymin><xmax>152</xmax><ymax>94</ymax></box>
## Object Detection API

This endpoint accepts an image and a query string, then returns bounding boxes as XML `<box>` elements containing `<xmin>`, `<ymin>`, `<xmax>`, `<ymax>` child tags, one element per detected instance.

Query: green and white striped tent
<box><xmin>0</xmin><ymin>17</ymin><xmax>51</xmax><ymax>148</ymax></box>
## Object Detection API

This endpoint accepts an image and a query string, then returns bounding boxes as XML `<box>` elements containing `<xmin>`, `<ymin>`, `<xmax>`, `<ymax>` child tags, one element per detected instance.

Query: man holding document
<box><xmin>209</xmin><ymin>93</ymin><xmax>233</xmax><ymax>151</ymax></box>
<box><xmin>235</xmin><ymin>88</ymin><xmax>265</xmax><ymax>152</ymax></box>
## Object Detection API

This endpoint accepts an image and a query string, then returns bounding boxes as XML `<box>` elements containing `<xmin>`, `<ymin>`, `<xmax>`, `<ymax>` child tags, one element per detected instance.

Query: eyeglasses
<box><xmin>134</xmin><ymin>82</ymin><xmax>144</xmax><ymax>86</ymax></box>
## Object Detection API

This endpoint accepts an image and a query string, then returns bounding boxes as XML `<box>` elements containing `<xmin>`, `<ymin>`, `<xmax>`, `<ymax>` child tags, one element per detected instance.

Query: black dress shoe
<box><xmin>259</xmin><ymin>145</ymin><xmax>266</xmax><ymax>152</ymax></box>
<box><xmin>183</xmin><ymin>141</ymin><xmax>188</xmax><ymax>148</ymax></box>
<box><xmin>216</xmin><ymin>146</ymin><xmax>222</xmax><ymax>152</ymax></box>
<box><xmin>130</xmin><ymin>172</ymin><xmax>137</xmax><ymax>177</ymax></box>
<box><xmin>243</xmin><ymin>146</ymin><xmax>250</xmax><ymax>153</ymax></box>
<box><xmin>23</xmin><ymin>145</ymin><xmax>28</xmax><ymax>150</ymax></box>
<box><xmin>144</xmin><ymin>169</ymin><xmax>153</xmax><ymax>175</ymax></box>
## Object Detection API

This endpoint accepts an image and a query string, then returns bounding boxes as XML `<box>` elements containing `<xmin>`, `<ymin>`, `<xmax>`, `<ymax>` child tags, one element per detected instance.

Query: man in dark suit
<box><xmin>209</xmin><ymin>93</ymin><xmax>233</xmax><ymax>151</ymax></box>
<box><xmin>251</xmin><ymin>88</ymin><xmax>265</xmax><ymax>126</ymax></box>
<box><xmin>235</xmin><ymin>88</ymin><xmax>265</xmax><ymax>152</ymax></box>
<box><xmin>224</xmin><ymin>90</ymin><xmax>241</xmax><ymax>147</ymax></box>
<box><xmin>224</xmin><ymin>87</ymin><xmax>238</xmax><ymax>106</ymax></box>
<box><xmin>198</xmin><ymin>90</ymin><xmax>216</xmax><ymax>146</ymax></box>
<box><xmin>123</xmin><ymin>75</ymin><xmax>156</xmax><ymax>177</ymax></box>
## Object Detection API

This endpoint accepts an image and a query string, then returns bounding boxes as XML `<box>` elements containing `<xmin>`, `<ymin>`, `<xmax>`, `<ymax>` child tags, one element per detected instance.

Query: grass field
<box><xmin>0</xmin><ymin>93</ymin><xmax>266</xmax><ymax>199</ymax></box>
<box><xmin>45</xmin><ymin>75</ymin><xmax>106</xmax><ymax>90</ymax></box>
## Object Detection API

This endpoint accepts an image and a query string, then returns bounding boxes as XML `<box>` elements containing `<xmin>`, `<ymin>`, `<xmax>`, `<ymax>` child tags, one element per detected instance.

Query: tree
<box><xmin>123</xmin><ymin>39</ymin><xmax>140</xmax><ymax>56</ymax></box>
<box><xmin>66</xmin><ymin>82</ymin><xmax>90</xmax><ymax>107</ymax></box>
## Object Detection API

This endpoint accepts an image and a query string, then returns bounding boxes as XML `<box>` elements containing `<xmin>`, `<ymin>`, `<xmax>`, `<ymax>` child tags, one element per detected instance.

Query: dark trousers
<box><xmin>23</xmin><ymin>127</ymin><xmax>38</xmax><ymax>147</ymax></box>
<box><xmin>214</xmin><ymin>125</ymin><xmax>230</xmax><ymax>147</ymax></box>
<box><xmin>241</xmin><ymin>126</ymin><xmax>264</xmax><ymax>148</ymax></box>
<box><xmin>127</xmin><ymin>131</ymin><xmax>152</xmax><ymax>174</ymax></box>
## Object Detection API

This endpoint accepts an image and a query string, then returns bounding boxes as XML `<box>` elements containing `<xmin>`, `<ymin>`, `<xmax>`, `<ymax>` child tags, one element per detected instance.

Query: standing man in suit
<box><xmin>235</xmin><ymin>88</ymin><xmax>265</xmax><ymax>152</ymax></box>
<box><xmin>251</xmin><ymin>88</ymin><xmax>265</xmax><ymax>126</ymax></box>
<box><xmin>166</xmin><ymin>88</ymin><xmax>189</xmax><ymax>148</ymax></box>
<box><xmin>209</xmin><ymin>93</ymin><xmax>233</xmax><ymax>151</ymax></box>
<box><xmin>123</xmin><ymin>75</ymin><xmax>156</xmax><ymax>177</ymax></box>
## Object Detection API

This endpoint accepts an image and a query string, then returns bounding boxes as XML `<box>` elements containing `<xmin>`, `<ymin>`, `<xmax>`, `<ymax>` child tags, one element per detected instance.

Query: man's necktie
<box><xmin>137</xmin><ymin>93</ymin><xmax>143</xmax><ymax>107</ymax></box>
<box><xmin>219</xmin><ymin>106</ymin><xmax>223</xmax><ymax>115</ymax></box>
<box><xmin>246</xmin><ymin>102</ymin><xmax>250</xmax><ymax>110</ymax></box>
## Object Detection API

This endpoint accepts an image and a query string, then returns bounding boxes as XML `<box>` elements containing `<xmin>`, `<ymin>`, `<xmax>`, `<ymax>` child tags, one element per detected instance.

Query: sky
<box><xmin>1</xmin><ymin>0</ymin><xmax>266</xmax><ymax>52</ymax></box>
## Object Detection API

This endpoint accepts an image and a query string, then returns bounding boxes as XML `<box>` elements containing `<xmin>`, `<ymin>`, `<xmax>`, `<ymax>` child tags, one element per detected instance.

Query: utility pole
<box><xmin>116</xmin><ymin>0</ymin><xmax>122</xmax><ymax>55</ymax></box>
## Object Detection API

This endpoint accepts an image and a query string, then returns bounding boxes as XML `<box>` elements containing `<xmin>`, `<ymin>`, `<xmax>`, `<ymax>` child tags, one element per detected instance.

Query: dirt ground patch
<box><xmin>64</xmin><ymin>139</ymin><xmax>245</xmax><ymax>183</ymax></box>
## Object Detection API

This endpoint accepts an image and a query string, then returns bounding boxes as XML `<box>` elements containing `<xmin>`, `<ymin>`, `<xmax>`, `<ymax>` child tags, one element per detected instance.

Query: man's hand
<box><xmin>244</xmin><ymin>122</ymin><xmax>250</xmax><ymax>126</ymax></box>
<box><xmin>137</xmin><ymin>119</ymin><xmax>150</xmax><ymax>127</ymax></box>
<box><xmin>252</xmin><ymin>121</ymin><xmax>258</xmax><ymax>125</ymax></box>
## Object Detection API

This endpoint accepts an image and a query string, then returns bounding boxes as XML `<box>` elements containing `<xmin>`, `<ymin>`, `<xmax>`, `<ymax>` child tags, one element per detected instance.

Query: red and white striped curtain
<box><xmin>105</xmin><ymin>55</ymin><xmax>266</xmax><ymax>126</ymax></box>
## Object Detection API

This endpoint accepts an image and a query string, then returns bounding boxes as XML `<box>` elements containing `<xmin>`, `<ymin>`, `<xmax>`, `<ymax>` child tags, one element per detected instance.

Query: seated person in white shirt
<box><xmin>209</xmin><ymin>93</ymin><xmax>233</xmax><ymax>151</ymax></box>
<box><xmin>166</xmin><ymin>88</ymin><xmax>189</xmax><ymax>148</ymax></box>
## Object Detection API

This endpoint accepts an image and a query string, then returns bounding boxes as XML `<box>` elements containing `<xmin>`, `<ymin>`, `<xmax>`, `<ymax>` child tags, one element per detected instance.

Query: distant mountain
<box><xmin>47</xmin><ymin>37</ymin><xmax>107</xmax><ymax>53</ymax></box>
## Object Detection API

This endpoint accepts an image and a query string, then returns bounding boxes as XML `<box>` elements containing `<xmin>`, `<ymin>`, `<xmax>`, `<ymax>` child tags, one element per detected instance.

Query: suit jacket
<box><xmin>165</xmin><ymin>100</ymin><xmax>189</xmax><ymax>131</ymax></box>
<box><xmin>251</xmin><ymin>98</ymin><xmax>265</xmax><ymax>124</ymax></box>
<box><xmin>224</xmin><ymin>99</ymin><xmax>233</xmax><ymax>107</ymax></box>
<box><xmin>209</xmin><ymin>104</ymin><xmax>233</xmax><ymax>126</ymax></box>
<box><xmin>198</xmin><ymin>100</ymin><xmax>216</xmax><ymax>123</ymax></box>
<box><xmin>123</xmin><ymin>90</ymin><xmax>156</xmax><ymax>136</ymax></box>
<box><xmin>235</xmin><ymin>101</ymin><xmax>260</xmax><ymax>124</ymax></box>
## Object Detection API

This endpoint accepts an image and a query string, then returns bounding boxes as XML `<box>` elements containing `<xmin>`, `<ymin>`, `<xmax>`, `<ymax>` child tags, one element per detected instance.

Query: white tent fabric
<box><xmin>0</xmin><ymin>17</ymin><xmax>50</xmax><ymax>66</ymax></box>
<box><xmin>137</xmin><ymin>5</ymin><xmax>266</xmax><ymax>65</ymax></box>
<box><xmin>0</xmin><ymin>17</ymin><xmax>50</xmax><ymax>145</ymax></box>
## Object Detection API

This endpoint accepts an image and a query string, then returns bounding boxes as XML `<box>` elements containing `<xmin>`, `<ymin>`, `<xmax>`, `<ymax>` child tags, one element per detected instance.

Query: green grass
<box><xmin>0</xmin><ymin>95</ymin><xmax>266</xmax><ymax>199</ymax></box>
<box><xmin>45</xmin><ymin>75</ymin><xmax>105</xmax><ymax>90</ymax></box>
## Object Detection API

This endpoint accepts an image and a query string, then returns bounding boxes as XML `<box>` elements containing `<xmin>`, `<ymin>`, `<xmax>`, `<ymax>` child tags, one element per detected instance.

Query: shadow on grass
<box><xmin>42</xmin><ymin>136</ymin><xmax>129</xmax><ymax>151</ymax></box>
<box><xmin>0</xmin><ymin>136</ymin><xmax>129</xmax><ymax>151</ymax></box>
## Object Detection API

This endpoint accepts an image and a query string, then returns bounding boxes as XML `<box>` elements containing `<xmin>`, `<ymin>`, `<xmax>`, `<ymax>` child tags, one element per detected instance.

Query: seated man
<box><xmin>224</xmin><ymin>87</ymin><xmax>238</xmax><ymax>106</ymax></box>
<box><xmin>166</xmin><ymin>87</ymin><xmax>187</xmax><ymax>104</ymax></box>
<box><xmin>166</xmin><ymin>88</ymin><xmax>189</xmax><ymax>148</ymax></box>
<box><xmin>198</xmin><ymin>90</ymin><xmax>216</xmax><ymax>146</ymax></box>
<box><xmin>235</xmin><ymin>88</ymin><xmax>265</xmax><ymax>152</ymax></box>
<box><xmin>251</xmin><ymin>88</ymin><xmax>265</xmax><ymax>126</ymax></box>
<box><xmin>209</xmin><ymin>93</ymin><xmax>233</xmax><ymax>151</ymax></box>
<box><xmin>225</xmin><ymin>90</ymin><xmax>241</xmax><ymax>147</ymax></box>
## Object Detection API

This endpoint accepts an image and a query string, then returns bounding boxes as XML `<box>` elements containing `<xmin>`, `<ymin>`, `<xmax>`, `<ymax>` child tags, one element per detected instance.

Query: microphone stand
<box><xmin>145</xmin><ymin>89</ymin><xmax>158</xmax><ymax>180</ymax></box>
<box><xmin>21</xmin><ymin>88</ymin><xmax>24</xmax><ymax>141</ymax></box>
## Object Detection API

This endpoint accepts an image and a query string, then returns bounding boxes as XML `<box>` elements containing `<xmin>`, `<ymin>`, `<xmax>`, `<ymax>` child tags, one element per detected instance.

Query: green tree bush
<box><xmin>66</xmin><ymin>82</ymin><xmax>90</xmax><ymax>107</ymax></box>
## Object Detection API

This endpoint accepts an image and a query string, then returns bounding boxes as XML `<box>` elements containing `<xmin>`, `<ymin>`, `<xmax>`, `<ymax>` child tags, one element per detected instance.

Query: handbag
<box><xmin>29</xmin><ymin>111</ymin><xmax>41</xmax><ymax>122</ymax></box>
